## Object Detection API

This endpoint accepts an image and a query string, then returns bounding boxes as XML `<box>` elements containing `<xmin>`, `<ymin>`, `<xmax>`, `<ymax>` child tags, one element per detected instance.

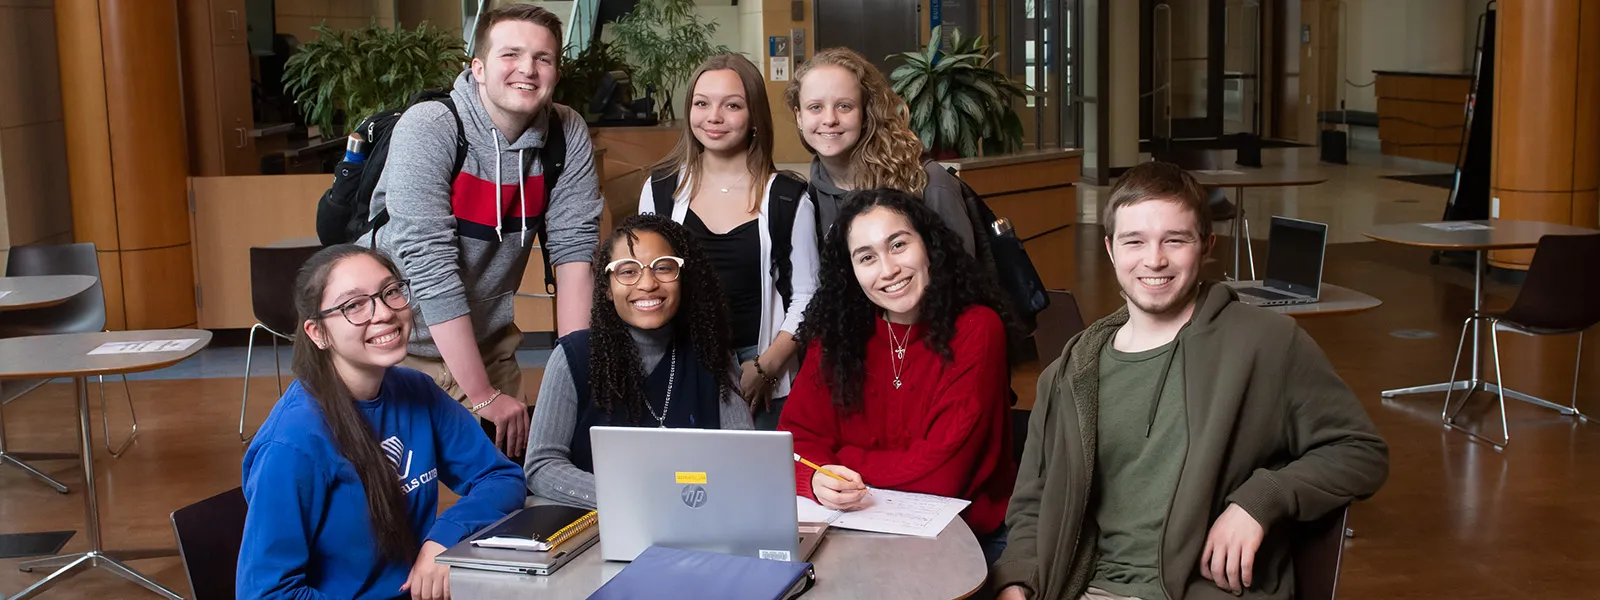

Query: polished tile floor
<box><xmin>5</xmin><ymin>148</ymin><xmax>1597</xmax><ymax>599</ymax></box>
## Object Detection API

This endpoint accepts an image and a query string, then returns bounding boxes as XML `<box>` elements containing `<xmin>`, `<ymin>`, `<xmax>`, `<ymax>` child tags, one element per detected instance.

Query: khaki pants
<box><xmin>1080</xmin><ymin>588</ymin><xmax>1142</xmax><ymax>600</ymax></box>
<box><xmin>401</xmin><ymin>324</ymin><xmax>526</xmax><ymax>413</ymax></box>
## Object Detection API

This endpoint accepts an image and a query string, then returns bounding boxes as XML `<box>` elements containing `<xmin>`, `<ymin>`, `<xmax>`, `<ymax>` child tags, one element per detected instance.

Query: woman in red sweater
<box><xmin>779</xmin><ymin>187</ymin><xmax>1017</xmax><ymax>564</ymax></box>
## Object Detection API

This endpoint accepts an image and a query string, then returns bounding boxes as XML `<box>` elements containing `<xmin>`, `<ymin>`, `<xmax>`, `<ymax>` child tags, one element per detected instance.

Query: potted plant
<box><xmin>282</xmin><ymin>20</ymin><xmax>467</xmax><ymax>136</ymax></box>
<box><xmin>889</xmin><ymin>26</ymin><xmax>1028</xmax><ymax>158</ymax></box>
<box><xmin>608</xmin><ymin>0</ymin><xmax>730</xmax><ymax>121</ymax></box>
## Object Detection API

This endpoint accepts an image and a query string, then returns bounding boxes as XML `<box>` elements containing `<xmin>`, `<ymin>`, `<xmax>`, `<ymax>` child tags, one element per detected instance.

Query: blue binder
<box><xmin>587</xmin><ymin>545</ymin><xmax>816</xmax><ymax>600</ymax></box>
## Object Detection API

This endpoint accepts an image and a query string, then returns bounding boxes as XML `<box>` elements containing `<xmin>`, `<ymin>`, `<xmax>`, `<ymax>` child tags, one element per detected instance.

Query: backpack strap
<box><xmin>535</xmin><ymin>109</ymin><xmax>566</xmax><ymax>294</ymax></box>
<box><xmin>767</xmin><ymin>173</ymin><xmax>807</xmax><ymax>312</ymax></box>
<box><xmin>806</xmin><ymin>181</ymin><xmax>828</xmax><ymax>244</ymax></box>
<box><xmin>646</xmin><ymin>169</ymin><xmax>678</xmax><ymax>216</ymax></box>
<box><xmin>368</xmin><ymin>97</ymin><xmax>468</xmax><ymax>248</ymax></box>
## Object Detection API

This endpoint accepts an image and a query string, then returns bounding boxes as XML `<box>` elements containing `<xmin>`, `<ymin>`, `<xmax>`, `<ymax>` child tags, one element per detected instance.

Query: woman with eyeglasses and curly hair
<box><xmin>784</xmin><ymin>47</ymin><xmax>977</xmax><ymax>255</ymax></box>
<box><xmin>238</xmin><ymin>244</ymin><xmax>524</xmax><ymax>600</ymax></box>
<box><xmin>779</xmin><ymin>188</ymin><xmax>1016</xmax><ymax>566</ymax></box>
<box><xmin>523</xmin><ymin>214</ymin><xmax>754</xmax><ymax>508</ymax></box>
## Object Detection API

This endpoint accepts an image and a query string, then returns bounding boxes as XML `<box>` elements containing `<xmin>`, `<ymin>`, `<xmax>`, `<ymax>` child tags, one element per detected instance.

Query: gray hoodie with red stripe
<box><xmin>370</xmin><ymin>71</ymin><xmax>602</xmax><ymax>356</ymax></box>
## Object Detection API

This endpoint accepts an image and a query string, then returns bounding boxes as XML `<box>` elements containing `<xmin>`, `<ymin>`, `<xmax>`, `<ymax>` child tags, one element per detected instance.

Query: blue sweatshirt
<box><xmin>238</xmin><ymin>367</ymin><xmax>525</xmax><ymax>599</ymax></box>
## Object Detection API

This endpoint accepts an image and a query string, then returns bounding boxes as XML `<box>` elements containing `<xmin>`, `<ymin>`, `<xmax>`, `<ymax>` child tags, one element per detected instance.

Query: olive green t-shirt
<box><xmin>1088</xmin><ymin>331</ymin><xmax>1188</xmax><ymax>600</ymax></box>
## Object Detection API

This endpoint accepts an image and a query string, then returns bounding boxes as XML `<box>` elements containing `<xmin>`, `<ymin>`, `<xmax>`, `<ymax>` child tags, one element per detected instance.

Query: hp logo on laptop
<box><xmin>680</xmin><ymin>484</ymin><xmax>708</xmax><ymax>509</ymax></box>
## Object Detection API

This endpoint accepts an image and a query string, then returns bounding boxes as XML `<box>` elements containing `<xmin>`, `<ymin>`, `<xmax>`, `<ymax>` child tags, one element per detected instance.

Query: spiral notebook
<box><xmin>470</xmin><ymin>505</ymin><xmax>597</xmax><ymax>551</ymax></box>
<box><xmin>436</xmin><ymin>505</ymin><xmax>599</xmax><ymax>576</ymax></box>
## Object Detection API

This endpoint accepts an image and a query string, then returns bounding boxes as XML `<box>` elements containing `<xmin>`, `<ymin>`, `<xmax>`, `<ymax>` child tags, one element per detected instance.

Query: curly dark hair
<box><xmin>588</xmin><ymin>214</ymin><xmax>735</xmax><ymax>422</ymax></box>
<box><xmin>799</xmin><ymin>188</ymin><xmax>1013</xmax><ymax>414</ymax></box>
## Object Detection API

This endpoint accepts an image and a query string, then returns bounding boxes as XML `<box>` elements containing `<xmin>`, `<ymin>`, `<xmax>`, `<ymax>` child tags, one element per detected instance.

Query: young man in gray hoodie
<box><xmin>369</xmin><ymin>4</ymin><xmax>602</xmax><ymax>458</ymax></box>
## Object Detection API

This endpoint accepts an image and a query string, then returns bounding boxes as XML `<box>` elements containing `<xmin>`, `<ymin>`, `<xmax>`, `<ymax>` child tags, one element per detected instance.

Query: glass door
<box><xmin>1010</xmin><ymin>0</ymin><xmax>1082</xmax><ymax>150</ymax></box>
<box><xmin>1142</xmin><ymin>0</ymin><xmax>1225</xmax><ymax>141</ymax></box>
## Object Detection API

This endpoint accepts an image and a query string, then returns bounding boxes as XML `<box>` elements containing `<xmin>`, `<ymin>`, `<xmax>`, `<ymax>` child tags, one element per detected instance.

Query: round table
<box><xmin>450</xmin><ymin>518</ymin><xmax>989</xmax><ymax>599</ymax></box>
<box><xmin>1363</xmin><ymin>220</ymin><xmax>1600</xmax><ymax>448</ymax></box>
<box><xmin>0</xmin><ymin>275</ymin><xmax>96</xmax><ymax>312</ymax></box>
<box><xmin>0</xmin><ymin>274</ymin><xmax>100</xmax><ymax>495</ymax></box>
<box><xmin>0</xmin><ymin>329</ymin><xmax>212</xmax><ymax>600</ymax></box>
<box><xmin>1222</xmin><ymin>281</ymin><xmax>1382</xmax><ymax>317</ymax></box>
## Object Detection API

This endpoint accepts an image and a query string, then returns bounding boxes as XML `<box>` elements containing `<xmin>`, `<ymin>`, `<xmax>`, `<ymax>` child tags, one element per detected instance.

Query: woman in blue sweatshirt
<box><xmin>238</xmin><ymin>244</ymin><xmax>525</xmax><ymax>600</ymax></box>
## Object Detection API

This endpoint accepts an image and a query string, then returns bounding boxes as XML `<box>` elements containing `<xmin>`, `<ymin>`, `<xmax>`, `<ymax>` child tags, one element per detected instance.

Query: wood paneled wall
<box><xmin>1375</xmin><ymin>73</ymin><xmax>1470</xmax><ymax>164</ymax></box>
<box><xmin>1490</xmin><ymin>0</ymin><xmax>1600</xmax><ymax>268</ymax></box>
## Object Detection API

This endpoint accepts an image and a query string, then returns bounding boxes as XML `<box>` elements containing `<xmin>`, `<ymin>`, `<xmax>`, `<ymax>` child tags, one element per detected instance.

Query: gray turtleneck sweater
<box><xmin>523</xmin><ymin>324</ymin><xmax>753</xmax><ymax>507</ymax></box>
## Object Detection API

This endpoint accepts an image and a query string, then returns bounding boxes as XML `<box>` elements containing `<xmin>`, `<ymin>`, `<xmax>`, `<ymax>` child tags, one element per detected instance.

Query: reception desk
<box><xmin>1373</xmin><ymin>70</ymin><xmax>1473</xmax><ymax>164</ymax></box>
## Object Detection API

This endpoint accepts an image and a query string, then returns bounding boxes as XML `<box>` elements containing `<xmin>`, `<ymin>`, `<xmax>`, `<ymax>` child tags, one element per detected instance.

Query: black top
<box><xmin>685</xmin><ymin>209</ymin><xmax>762</xmax><ymax>348</ymax></box>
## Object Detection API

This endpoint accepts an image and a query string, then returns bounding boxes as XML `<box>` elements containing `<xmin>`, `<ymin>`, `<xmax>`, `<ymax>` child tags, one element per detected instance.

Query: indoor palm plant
<box><xmin>889</xmin><ymin>26</ymin><xmax>1028</xmax><ymax>158</ymax></box>
<box><xmin>608</xmin><ymin>0</ymin><xmax>729</xmax><ymax>121</ymax></box>
<box><xmin>282</xmin><ymin>20</ymin><xmax>468</xmax><ymax>135</ymax></box>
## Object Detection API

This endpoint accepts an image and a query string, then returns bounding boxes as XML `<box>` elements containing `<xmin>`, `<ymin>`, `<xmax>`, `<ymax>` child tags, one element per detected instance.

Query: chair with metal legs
<box><xmin>1441</xmin><ymin>233</ymin><xmax>1600</xmax><ymax>448</ymax></box>
<box><xmin>0</xmin><ymin>243</ymin><xmax>138</xmax><ymax>493</ymax></box>
<box><xmin>240</xmin><ymin>245</ymin><xmax>321</xmax><ymax>443</ymax></box>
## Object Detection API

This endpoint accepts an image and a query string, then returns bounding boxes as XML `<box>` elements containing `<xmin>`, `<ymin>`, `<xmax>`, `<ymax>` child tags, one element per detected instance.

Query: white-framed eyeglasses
<box><xmin>605</xmin><ymin>256</ymin><xmax>685</xmax><ymax>286</ymax></box>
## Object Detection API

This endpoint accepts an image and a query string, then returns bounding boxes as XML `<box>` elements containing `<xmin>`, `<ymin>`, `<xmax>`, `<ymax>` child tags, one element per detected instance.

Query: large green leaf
<box><xmin>953</xmin><ymin>91</ymin><xmax>986</xmax><ymax>124</ymax></box>
<box><xmin>897</xmin><ymin>72</ymin><xmax>930</xmax><ymax>105</ymax></box>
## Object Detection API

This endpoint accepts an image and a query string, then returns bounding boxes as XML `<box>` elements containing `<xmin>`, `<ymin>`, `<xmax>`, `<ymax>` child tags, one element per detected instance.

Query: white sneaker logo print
<box><xmin>381</xmin><ymin>436</ymin><xmax>413</xmax><ymax>479</ymax></box>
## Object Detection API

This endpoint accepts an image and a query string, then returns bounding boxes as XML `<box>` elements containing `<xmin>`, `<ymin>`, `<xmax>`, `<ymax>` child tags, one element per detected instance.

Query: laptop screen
<box><xmin>1263</xmin><ymin>217</ymin><xmax>1327</xmax><ymax>297</ymax></box>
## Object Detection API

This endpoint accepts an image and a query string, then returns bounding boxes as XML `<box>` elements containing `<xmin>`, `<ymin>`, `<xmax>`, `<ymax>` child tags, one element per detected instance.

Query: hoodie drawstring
<box><xmin>493</xmin><ymin>136</ymin><xmax>503</xmax><ymax>242</ymax></box>
<box><xmin>517</xmin><ymin>148</ymin><xmax>528</xmax><ymax>247</ymax></box>
<box><xmin>1147</xmin><ymin>339</ymin><xmax>1179</xmax><ymax>438</ymax></box>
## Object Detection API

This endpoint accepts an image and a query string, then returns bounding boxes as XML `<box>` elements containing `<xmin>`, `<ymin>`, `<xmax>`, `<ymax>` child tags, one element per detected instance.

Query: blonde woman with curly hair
<box><xmin>784</xmin><ymin>47</ymin><xmax>976</xmax><ymax>254</ymax></box>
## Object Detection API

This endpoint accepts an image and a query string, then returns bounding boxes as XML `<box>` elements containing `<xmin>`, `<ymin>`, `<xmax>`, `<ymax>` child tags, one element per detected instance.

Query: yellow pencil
<box><xmin>793</xmin><ymin>453</ymin><xmax>872</xmax><ymax>495</ymax></box>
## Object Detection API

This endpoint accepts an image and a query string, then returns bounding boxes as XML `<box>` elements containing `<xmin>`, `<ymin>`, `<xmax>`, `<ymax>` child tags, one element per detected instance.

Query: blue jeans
<box><xmin>734</xmin><ymin>345</ymin><xmax>788</xmax><ymax>430</ymax></box>
<box><xmin>979</xmin><ymin>524</ymin><xmax>1010</xmax><ymax>567</ymax></box>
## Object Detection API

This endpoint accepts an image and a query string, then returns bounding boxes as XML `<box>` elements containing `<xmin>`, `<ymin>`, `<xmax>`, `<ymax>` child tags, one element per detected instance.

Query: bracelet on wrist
<box><xmin>752</xmin><ymin>359</ymin><xmax>779</xmax><ymax>385</ymax></box>
<box><xmin>469</xmin><ymin>390</ymin><xmax>503</xmax><ymax>414</ymax></box>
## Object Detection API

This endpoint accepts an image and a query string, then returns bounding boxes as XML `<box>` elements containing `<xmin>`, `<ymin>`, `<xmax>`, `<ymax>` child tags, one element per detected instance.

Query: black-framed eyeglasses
<box><xmin>606</xmin><ymin>256</ymin><xmax>684</xmax><ymax>286</ymax></box>
<box><xmin>314</xmin><ymin>280</ymin><xmax>412</xmax><ymax>326</ymax></box>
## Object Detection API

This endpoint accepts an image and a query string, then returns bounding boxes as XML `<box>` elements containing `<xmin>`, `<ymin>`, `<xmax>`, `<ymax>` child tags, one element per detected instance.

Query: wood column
<box><xmin>1489</xmin><ymin>0</ymin><xmax>1600</xmax><ymax>269</ymax></box>
<box><xmin>55</xmin><ymin>0</ymin><xmax>195</xmax><ymax>330</ymax></box>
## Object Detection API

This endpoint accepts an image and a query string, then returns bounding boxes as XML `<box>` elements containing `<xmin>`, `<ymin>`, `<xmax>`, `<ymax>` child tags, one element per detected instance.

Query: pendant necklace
<box><xmin>884</xmin><ymin>315</ymin><xmax>911</xmax><ymax>389</ymax></box>
<box><xmin>644</xmin><ymin>347</ymin><xmax>676</xmax><ymax>427</ymax></box>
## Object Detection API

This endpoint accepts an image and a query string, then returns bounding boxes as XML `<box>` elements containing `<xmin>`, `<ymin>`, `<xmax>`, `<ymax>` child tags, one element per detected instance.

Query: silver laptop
<box><xmin>1235</xmin><ymin>216</ymin><xmax>1328</xmax><ymax>307</ymax></box>
<box><xmin>591</xmin><ymin>427</ymin><xmax>822</xmax><ymax>563</ymax></box>
<box><xmin>434</xmin><ymin>508</ymin><xmax>599</xmax><ymax>575</ymax></box>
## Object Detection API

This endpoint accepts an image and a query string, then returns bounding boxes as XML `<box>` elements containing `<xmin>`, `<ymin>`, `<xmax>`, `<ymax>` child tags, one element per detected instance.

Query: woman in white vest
<box><xmin>638</xmin><ymin>53</ymin><xmax>819</xmax><ymax>429</ymax></box>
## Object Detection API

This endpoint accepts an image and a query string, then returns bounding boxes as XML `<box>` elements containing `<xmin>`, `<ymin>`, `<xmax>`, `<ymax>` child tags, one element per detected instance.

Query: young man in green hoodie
<box><xmin>993</xmin><ymin>162</ymin><xmax>1388</xmax><ymax>600</ymax></box>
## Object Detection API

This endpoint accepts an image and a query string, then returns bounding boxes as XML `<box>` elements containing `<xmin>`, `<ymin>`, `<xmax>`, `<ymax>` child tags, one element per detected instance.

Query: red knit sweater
<box><xmin>780</xmin><ymin>305</ymin><xmax>1016</xmax><ymax>536</ymax></box>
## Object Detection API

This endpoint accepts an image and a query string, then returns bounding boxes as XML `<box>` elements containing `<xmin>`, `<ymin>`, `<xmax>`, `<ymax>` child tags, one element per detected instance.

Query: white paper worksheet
<box><xmin>796</xmin><ymin>489</ymin><xmax>971</xmax><ymax>538</ymax></box>
<box><xmin>1421</xmin><ymin>222</ymin><xmax>1492</xmax><ymax>231</ymax></box>
<box><xmin>0</xmin><ymin>291</ymin><xmax>12</xmax><ymax>299</ymax></box>
<box><xmin>87</xmin><ymin>338</ymin><xmax>202</xmax><ymax>356</ymax></box>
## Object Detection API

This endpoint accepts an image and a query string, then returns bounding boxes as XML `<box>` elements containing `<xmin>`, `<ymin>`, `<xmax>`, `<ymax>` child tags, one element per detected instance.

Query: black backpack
<box><xmin>944</xmin><ymin>165</ymin><xmax>1050</xmax><ymax>332</ymax></box>
<box><xmin>646</xmin><ymin>170</ymin><xmax>809</xmax><ymax>311</ymax></box>
<box><xmin>314</xmin><ymin>90</ymin><xmax>568</xmax><ymax>290</ymax></box>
